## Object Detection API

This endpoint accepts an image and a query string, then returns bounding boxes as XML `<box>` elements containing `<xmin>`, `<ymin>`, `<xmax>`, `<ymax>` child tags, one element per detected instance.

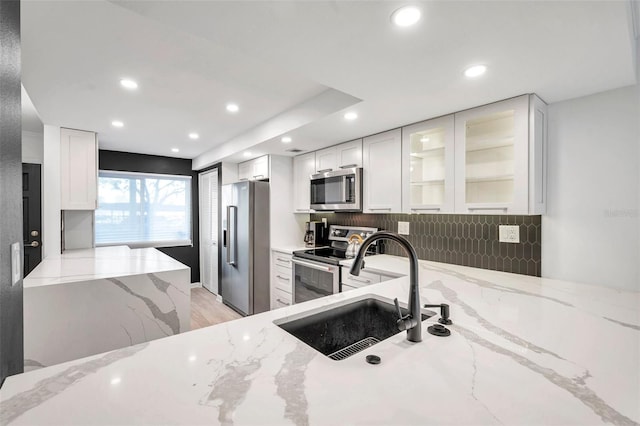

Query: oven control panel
<box><xmin>328</xmin><ymin>225</ymin><xmax>378</xmax><ymax>242</ymax></box>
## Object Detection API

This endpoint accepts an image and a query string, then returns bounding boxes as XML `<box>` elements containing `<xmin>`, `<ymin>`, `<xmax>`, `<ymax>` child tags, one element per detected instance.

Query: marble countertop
<box><xmin>24</xmin><ymin>246</ymin><xmax>189</xmax><ymax>288</ymax></box>
<box><xmin>3</xmin><ymin>259</ymin><xmax>639</xmax><ymax>425</ymax></box>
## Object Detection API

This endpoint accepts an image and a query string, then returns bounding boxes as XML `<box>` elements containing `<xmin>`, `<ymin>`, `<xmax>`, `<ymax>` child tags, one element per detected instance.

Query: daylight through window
<box><xmin>95</xmin><ymin>170</ymin><xmax>192</xmax><ymax>247</ymax></box>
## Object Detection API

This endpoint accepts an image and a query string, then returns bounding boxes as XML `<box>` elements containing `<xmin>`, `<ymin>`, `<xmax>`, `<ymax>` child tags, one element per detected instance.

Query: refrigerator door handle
<box><xmin>227</xmin><ymin>205</ymin><xmax>237</xmax><ymax>266</ymax></box>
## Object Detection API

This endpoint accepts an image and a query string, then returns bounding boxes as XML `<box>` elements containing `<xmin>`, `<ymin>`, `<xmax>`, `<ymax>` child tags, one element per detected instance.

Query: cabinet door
<box><xmin>454</xmin><ymin>95</ymin><xmax>530</xmax><ymax>214</ymax></box>
<box><xmin>362</xmin><ymin>129</ymin><xmax>402</xmax><ymax>213</ymax></box>
<box><xmin>292</xmin><ymin>152</ymin><xmax>316</xmax><ymax>213</ymax></box>
<box><xmin>336</xmin><ymin>139</ymin><xmax>362</xmax><ymax>168</ymax></box>
<box><xmin>252</xmin><ymin>155</ymin><xmax>269</xmax><ymax>180</ymax></box>
<box><xmin>238</xmin><ymin>161</ymin><xmax>252</xmax><ymax>181</ymax></box>
<box><xmin>315</xmin><ymin>147</ymin><xmax>337</xmax><ymax>173</ymax></box>
<box><xmin>401</xmin><ymin>115</ymin><xmax>454</xmax><ymax>213</ymax></box>
<box><xmin>60</xmin><ymin>128</ymin><xmax>97</xmax><ymax>210</ymax></box>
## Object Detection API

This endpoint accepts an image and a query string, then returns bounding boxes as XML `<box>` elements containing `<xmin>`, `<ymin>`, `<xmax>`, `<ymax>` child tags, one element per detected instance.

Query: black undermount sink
<box><xmin>274</xmin><ymin>295</ymin><xmax>435</xmax><ymax>361</ymax></box>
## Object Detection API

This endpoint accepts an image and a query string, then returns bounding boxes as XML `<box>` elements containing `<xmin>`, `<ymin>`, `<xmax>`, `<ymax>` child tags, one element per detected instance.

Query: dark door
<box><xmin>23</xmin><ymin>163</ymin><xmax>42</xmax><ymax>276</ymax></box>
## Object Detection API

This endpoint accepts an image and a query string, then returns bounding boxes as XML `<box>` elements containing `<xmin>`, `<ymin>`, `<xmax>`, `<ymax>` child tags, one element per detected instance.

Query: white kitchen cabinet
<box><xmin>401</xmin><ymin>115</ymin><xmax>455</xmax><ymax>214</ymax></box>
<box><xmin>292</xmin><ymin>152</ymin><xmax>316</xmax><ymax>213</ymax></box>
<box><xmin>454</xmin><ymin>94</ymin><xmax>547</xmax><ymax>214</ymax></box>
<box><xmin>314</xmin><ymin>147</ymin><xmax>336</xmax><ymax>173</ymax></box>
<box><xmin>238</xmin><ymin>155</ymin><xmax>270</xmax><ymax>181</ymax></box>
<box><xmin>340</xmin><ymin>266</ymin><xmax>403</xmax><ymax>292</ymax></box>
<box><xmin>362</xmin><ymin>129</ymin><xmax>402</xmax><ymax>213</ymax></box>
<box><xmin>60</xmin><ymin>128</ymin><xmax>97</xmax><ymax>210</ymax></box>
<box><xmin>270</xmin><ymin>250</ymin><xmax>293</xmax><ymax>309</ymax></box>
<box><xmin>336</xmin><ymin>139</ymin><xmax>362</xmax><ymax>169</ymax></box>
<box><xmin>315</xmin><ymin>139</ymin><xmax>363</xmax><ymax>173</ymax></box>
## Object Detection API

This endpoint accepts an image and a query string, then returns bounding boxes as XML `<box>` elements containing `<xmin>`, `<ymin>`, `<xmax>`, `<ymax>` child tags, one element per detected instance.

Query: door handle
<box><xmin>227</xmin><ymin>206</ymin><xmax>237</xmax><ymax>266</ymax></box>
<box><xmin>29</xmin><ymin>241</ymin><xmax>40</xmax><ymax>248</ymax></box>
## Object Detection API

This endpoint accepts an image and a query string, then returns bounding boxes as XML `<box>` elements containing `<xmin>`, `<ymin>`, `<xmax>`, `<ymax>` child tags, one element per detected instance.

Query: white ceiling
<box><xmin>21</xmin><ymin>1</ymin><xmax>637</xmax><ymax>168</ymax></box>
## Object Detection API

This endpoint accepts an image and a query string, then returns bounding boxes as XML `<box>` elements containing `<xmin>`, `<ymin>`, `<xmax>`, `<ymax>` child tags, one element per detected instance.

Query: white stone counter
<box><xmin>24</xmin><ymin>246</ymin><xmax>188</xmax><ymax>287</ymax></box>
<box><xmin>21</xmin><ymin>246</ymin><xmax>191</xmax><ymax>371</ymax></box>
<box><xmin>2</xmin><ymin>260</ymin><xmax>638</xmax><ymax>425</ymax></box>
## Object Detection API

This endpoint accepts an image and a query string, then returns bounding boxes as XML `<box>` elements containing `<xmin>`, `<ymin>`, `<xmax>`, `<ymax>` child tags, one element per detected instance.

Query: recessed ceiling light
<box><xmin>391</xmin><ymin>6</ymin><xmax>421</xmax><ymax>27</ymax></box>
<box><xmin>464</xmin><ymin>65</ymin><xmax>487</xmax><ymax>78</ymax></box>
<box><xmin>120</xmin><ymin>79</ymin><xmax>138</xmax><ymax>90</ymax></box>
<box><xmin>344</xmin><ymin>112</ymin><xmax>358</xmax><ymax>120</ymax></box>
<box><xmin>188</xmin><ymin>133</ymin><xmax>199</xmax><ymax>140</ymax></box>
<box><xmin>111</xmin><ymin>120</ymin><xmax>124</xmax><ymax>128</ymax></box>
<box><xmin>171</xmin><ymin>148</ymin><xmax>180</xmax><ymax>153</ymax></box>
<box><xmin>281</xmin><ymin>136</ymin><xmax>292</xmax><ymax>143</ymax></box>
<box><xmin>243</xmin><ymin>151</ymin><xmax>252</xmax><ymax>157</ymax></box>
<box><xmin>226</xmin><ymin>103</ymin><xmax>239</xmax><ymax>113</ymax></box>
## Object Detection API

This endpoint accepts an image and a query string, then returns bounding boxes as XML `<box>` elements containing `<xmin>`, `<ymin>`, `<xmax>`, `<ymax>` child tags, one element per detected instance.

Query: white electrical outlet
<box><xmin>398</xmin><ymin>221</ymin><xmax>410</xmax><ymax>235</ymax></box>
<box><xmin>321</xmin><ymin>218</ymin><xmax>327</xmax><ymax>227</ymax></box>
<box><xmin>499</xmin><ymin>225</ymin><xmax>520</xmax><ymax>243</ymax></box>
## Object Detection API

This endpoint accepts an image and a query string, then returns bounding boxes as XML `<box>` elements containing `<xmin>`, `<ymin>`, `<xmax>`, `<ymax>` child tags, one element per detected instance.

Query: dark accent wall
<box><xmin>99</xmin><ymin>150</ymin><xmax>200</xmax><ymax>282</ymax></box>
<box><xmin>0</xmin><ymin>0</ymin><xmax>24</xmax><ymax>385</ymax></box>
<box><xmin>311</xmin><ymin>212</ymin><xmax>542</xmax><ymax>276</ymax></box>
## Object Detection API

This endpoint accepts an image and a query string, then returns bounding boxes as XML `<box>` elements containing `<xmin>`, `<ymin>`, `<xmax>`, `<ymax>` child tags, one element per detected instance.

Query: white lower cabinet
<box><xmin>271</xmin><ymin>250</ymin><xmax>293</xmax><ymax>309</ymax></box>
<box><xmin>340</xmin><ymin>267</ymin><xmax>402</xmax><ymax>292</ymax></box>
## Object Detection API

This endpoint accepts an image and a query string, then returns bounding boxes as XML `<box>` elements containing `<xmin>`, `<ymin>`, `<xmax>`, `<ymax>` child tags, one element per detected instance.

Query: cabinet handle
<box><xmin>468</xmin><ymin>207</ymin><xmax>508</xmax><ymax>212</ymax></box>
<box><xmin>276</xmin><ymin>257</ymin><xmax>291</xmax><ymax>263</ymax></box>
<box><xmin>348</xmin><ymin>276</ymin><xmax>371</xmax><ymax>284</ymax></box>
<box><xmin>276</xmin><ymin>275</ymin><xmax>290</xmax><ymax>281</ymax></box>
<box><xmin>317</xmin><ymin>168</ymin><xmax>333</xmax><ymax>173</ymax></box>
<box><xmin>412</xmin><ymin>208</ymin><xmax>441</xmax><ymax>212</ymax></box>
<box><xmin>239</xmin><ymin>178</ymin><xmax>249</xmax><ymax>181</ymax></box>
<box><xmin>276</xmin><ymin>298</ymin><xmax>291</xmax><ymax>306</ymax></box>
<box><xmin>368</xmin><ymin>208</ymin><xmax>392</xmax><ymax>211</ymax></box>
<box><xmin>339</xmin><ymin>164</ymin><xmax>358</xmax><ymax>169</ymax></box>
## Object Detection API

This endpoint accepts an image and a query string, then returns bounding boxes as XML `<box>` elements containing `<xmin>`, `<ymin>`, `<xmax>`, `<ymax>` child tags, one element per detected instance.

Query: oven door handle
<box><xmin>292</xmin><ymin>258</ymin><xmax>338</xmax><ymax>273</ymax></box>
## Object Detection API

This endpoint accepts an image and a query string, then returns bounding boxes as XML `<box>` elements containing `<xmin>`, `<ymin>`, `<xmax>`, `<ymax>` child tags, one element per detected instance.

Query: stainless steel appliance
<box><xmin>221</xmin><ymin>181</ymin><xmax>270</xmax><ymax>316</ymax></box>
<box><xmin>310</xmin><ymin>167</ymin><xmax>362</xmax><ymax>211</ymax></box>
<box><xmin>292</xmin><ymin>225</ymin><xmax>377</xmax><ymax>304</ymax></box>
<box><xmin>303</xmin><ymin>221</ymin><xmax>326</xmax><ymax>247</ymax></box>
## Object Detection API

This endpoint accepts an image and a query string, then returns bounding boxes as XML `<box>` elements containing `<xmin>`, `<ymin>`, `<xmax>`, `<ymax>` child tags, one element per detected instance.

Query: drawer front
<box><xmin>273</xmin><ymin>265</ymin><xmax>292</xmax><ymax>293</ymax></box>
<box><xmin>341</xmin><ymin>268</ymin><xmax>381</xmax><ymax>288</ymax></box>
<box><xmin>272</xmin><ymin>287</ymin><xmax>292</xmax><ymax>308</ymax></box>
<box><xmin>341</xmin><ymin>283</ymin><xmax>357</xmax><ymax>292</ymax></box>
<box><xmin>273</xmin><ymin>253</ymin><xmax>293</xmax><ymax>269</ymax></box>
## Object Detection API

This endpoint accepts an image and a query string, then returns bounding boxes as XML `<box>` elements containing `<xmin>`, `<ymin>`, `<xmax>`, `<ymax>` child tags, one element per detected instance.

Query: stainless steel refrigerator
<box><xmin>220</xmin><ymin>181</ymin><xmax>270</xmax><ymax>316</ymax></box>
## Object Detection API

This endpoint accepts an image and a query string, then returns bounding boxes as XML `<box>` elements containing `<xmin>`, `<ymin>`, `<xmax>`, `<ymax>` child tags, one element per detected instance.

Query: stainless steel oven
<box><xmin>291</xmin><ymin>257</ymin><xmax>340</xmax><ymax>304</ymax></box>
<box><xmin>310</xmin><ymin>167</ymin><xmax>362</xmax><ymax>211</ymax></box>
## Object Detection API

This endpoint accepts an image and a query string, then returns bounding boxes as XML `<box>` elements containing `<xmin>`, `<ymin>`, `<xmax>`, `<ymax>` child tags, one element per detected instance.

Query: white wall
<box><xmin>542</xmin><ymin>85</ymin><xmax>640</xmax><ymax>290</ymax></box>
<box><xmin>42</xmin><ymin>125</ymin><xmax>61</xmax><ymax>258</ymax></box>
<box><xmin>22</xmin><ymin>130</ymin><xmax>44</xmax><ymax>164</ymax></box>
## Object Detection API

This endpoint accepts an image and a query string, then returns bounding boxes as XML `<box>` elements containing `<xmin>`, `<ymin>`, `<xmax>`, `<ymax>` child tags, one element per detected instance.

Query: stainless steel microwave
<box><xmin>310</xmin><ymin>167</ymin><xmax>362</xmax><ymax>211</ymax></box>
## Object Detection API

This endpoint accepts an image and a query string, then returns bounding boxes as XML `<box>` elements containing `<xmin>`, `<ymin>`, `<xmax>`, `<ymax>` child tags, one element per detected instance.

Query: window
<box><xmin>95</xmin><ymin>170</ymin><xmax>192</xmax><ymax>247</ymax></box>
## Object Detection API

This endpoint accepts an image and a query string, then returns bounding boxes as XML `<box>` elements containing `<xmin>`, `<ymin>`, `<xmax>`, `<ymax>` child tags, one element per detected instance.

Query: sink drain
<box><xmin>328</xmin><ymin>337</ymin><xmax>381</xmax><ymax>361</ymax></box>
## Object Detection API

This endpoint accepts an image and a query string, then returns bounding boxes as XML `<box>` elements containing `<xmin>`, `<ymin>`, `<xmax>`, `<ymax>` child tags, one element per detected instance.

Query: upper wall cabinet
<box><xmin>314</xmin><ymin>139</ymin><xmax>363</xmax><ymax>173</ymax></box>
<box><xmin>363</xmin><ymin>129</ymin><xmax>402</xmax><ymax>213</ymax></box>
<box><xmin>238</xmin><ymin>155</ymin><xmax>270</xmax><ymax>181</ymax></box>
<box><xmin>454</xmin><ymin>94</ymin><xmax>547</xmax><ymax>214</ymax></box>
<box><xmin>60</xmin><ymin>128</ymin><xmax>97</xmax><ymax>210</ymax></box>
<box><xmin>292</xmin><ymin>152</ymin><xmax>316</xmax><ymax>213</ymax></box>
<box><xmin>401</xmin><ymin>115</ymin><xmax>455</xmax><ymax>214</ymax></box>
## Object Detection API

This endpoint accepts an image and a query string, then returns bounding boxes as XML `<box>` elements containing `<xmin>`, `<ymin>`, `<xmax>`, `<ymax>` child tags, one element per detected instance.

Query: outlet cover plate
<box><xmin>499</xmin><ymin>225</ymin><xmax>520</xmax><ymax>243</ymax></box>
<box><xmin>398</xmin><ymin>221</ymin><xmax>410</xmax><ymax>235</ymax></box>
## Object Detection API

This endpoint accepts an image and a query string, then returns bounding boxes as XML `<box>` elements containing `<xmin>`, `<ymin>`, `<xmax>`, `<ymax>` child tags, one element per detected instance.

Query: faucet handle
<box><xmin>393</xmin><ymin>298</ymin><xmax>403</xmax><ymax>319</ymax></box>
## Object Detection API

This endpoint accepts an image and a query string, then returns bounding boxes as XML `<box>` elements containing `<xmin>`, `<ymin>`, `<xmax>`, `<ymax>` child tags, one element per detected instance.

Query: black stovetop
<box><xmin>293</xmin><ymin>247</ymin><xmax>373</xmax><ymax>265</ymax></box>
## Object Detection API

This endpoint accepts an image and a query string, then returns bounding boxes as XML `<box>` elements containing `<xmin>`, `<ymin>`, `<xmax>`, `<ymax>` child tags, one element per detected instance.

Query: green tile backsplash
<box><xmin>310</xmin><ymin>213</ymin><xmax>542</xmax><ymax>277</ymax></box>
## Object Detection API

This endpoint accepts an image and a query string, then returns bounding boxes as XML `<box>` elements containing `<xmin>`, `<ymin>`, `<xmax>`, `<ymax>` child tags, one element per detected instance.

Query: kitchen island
<box><xmin>2</xmin><ymin>256</ymin><xmax>638</xmax><ymax>425</ymax></box>
<box><xmin>22</xmin><ymin>246</ymin><xmax>190</xmax><ymax>371</ymax></box>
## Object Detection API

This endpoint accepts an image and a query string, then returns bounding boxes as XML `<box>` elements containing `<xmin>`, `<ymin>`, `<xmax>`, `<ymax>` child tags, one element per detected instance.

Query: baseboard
<box><xmin>190</xmin><ymin>282</ymin><xmax>203</xmax><ymax>289</ymax></box>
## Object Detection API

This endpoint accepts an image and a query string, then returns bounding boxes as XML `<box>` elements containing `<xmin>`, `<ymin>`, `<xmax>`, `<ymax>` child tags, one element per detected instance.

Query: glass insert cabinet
<box><xmin>401</xmin><ymin>94</ymin><xmax>547</xmax><ymax>215</ymax></box>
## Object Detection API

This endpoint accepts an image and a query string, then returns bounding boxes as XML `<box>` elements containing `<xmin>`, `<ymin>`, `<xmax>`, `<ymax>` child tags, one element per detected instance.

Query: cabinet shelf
<box><xmin>466</xmin><ymin>174</ymin><xmax>514</xmax><ymax>183</ymax></box>
<box><xmin>410</xmin><ymin>179</ymin><xmax>445</xmax><ymax>185</ymax></box>
<box><xmin>465</xmin><ymin>136</ymin><xmax>514</xmax><ymax>153</ymax></box>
